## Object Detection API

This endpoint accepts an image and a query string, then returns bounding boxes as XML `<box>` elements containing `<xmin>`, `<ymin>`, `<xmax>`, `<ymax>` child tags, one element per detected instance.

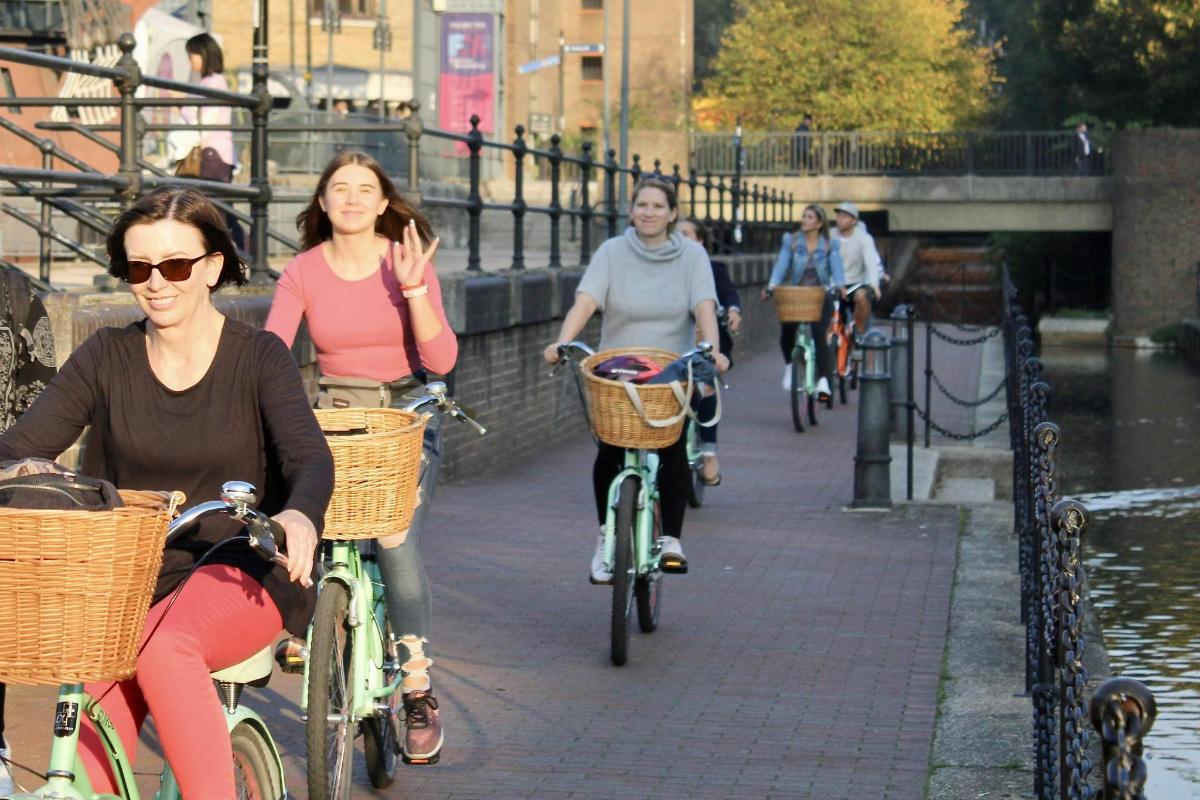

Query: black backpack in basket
<box><xmin>0</xmin><ymin>471</ymin><xmax>123</xmax><ymax>510</ymax></box>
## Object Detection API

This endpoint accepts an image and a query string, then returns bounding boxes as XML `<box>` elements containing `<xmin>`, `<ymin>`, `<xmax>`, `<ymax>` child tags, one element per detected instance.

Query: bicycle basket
<box><xmin>0</xmin><ymin>489</ymin><xmax>180</xmax><ymax>686</ymax></box>
<box><xmin>315</xmin><ymin>407</ymin><xmax>428</xmax><ymax>541</ymax></box>
<box><xmin>773</xmin><ymin>286</ymin><xmax>825</xmax><ymax>322</ymax></box>
<box><xmin>582</xmin><ymin>347</ymin><xmax>687</xmax><ymax>449</ymax></box>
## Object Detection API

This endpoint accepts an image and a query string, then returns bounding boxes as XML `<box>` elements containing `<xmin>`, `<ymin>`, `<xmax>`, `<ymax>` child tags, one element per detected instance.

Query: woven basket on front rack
<box><xmin>0</xmin><ymin>489</ymin><xmax>181</xmax><ymax>686</ymax></box>
<box><xmin>316</xmin><ymin>408</ymin><xmax>428</xmax><ymax>540</ymax></box>
<box><xmin>582</xmin><ymin>347</ymin><xmax>687</xmax><ymax>449</ymax></box>
<box><xmin>773</xmin><ymin>286</ymin><xmax>826</xmax><ymax>322</ymax></box>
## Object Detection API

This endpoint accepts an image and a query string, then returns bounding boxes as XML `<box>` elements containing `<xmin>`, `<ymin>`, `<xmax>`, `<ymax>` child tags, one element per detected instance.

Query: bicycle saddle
<box><xmin>211</xmin><ymin>645</ymin><xmax>273</xmax><ymax>688</ymax></box>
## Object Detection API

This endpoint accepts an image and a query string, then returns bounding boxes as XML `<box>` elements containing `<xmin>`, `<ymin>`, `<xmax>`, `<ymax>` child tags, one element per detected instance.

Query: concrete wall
<box><xmin>43</xmin><ymin>254</ymin><xmax>777</xmax><ymax>479</ymax></box>
<box><xmin>1110</xmin><ymin>129</ymin><xmax>1200</xmax><ymax>342</ymax></box>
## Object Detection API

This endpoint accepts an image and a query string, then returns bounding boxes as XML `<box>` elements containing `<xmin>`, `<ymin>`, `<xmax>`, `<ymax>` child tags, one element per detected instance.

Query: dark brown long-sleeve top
<box><xmin>0</xmin><ymin>318</ymin><xmax>334</xmax><ymax>634</ymax></box>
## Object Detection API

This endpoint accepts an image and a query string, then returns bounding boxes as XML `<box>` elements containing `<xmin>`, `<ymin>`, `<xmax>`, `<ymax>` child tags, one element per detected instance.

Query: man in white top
<box><xmin>832</xmin><ymin>202</ymin><xmax>883</xmax><ymax>334</ymax></box>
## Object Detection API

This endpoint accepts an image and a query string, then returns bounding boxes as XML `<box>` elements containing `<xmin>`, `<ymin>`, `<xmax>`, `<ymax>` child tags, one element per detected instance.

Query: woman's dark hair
<box><xmin>185</xmin><ymin>33</ymin><xmax>224</xmax><ymax>77</ymax></box>
<box><xmin>683</xmin><ymin>216</ymin><xmax>710</xmax><ymax>250</ymax></box>
<box><xmin>107</xmin><ymin>186</ymin><xmax>247</xmax><ymax>290</ymax></box>
<box><xmin>630</xmin><ymin>177</ymin><xmax>679</xmax><ymax>234</ymax></box>
<box><xmin>297</xmin><ymin>150</ymin><xmax>435</xmax><ymax>251</ymax></box>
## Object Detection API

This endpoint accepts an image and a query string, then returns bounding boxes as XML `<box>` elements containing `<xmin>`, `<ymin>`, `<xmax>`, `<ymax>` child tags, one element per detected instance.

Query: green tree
<box><xmin>701</xmin><ymin>0</ymin><xmax>995</xmax><ymax>130</ymax></box>
<box><xmin>967</xmin><ymin>0</ymin><xmax>1200</xmax><ymax>127</ymax></box>
<box><xmin>694</xmin><ymin>0</ymin><xmax>736</xmax><ymax>91</ymax></box>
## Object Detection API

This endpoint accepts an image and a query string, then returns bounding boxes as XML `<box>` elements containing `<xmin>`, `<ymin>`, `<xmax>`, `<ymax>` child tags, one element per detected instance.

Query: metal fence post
<box><xmin>466</xmin><ymin>115</ymin><xmax>483</xmax><ymax>271</ymax></box>
<box><xmin>405</xmin><ymin>100</ymin><xmax>424</xmax><ymax>200</ymax></box>
<box><xmin>113</xmin><ymin>33</ymin><xmax>142</xmax><ymax>211</ymax></box>
<box><xmin>1090</xmin><ymin>677</ymin><xmax>1156</xmax><ymax>800</ymax></box>
<box><xmin>248</xmin><ymin>14</ymin><xmax>273</xmax><ymax>283</ymax></box>
<box><xmin>853</xmin><ymin>330</ymin><xmax>893</xmax><ymax>508</ymax></box>
<box><xmin>580</xmin><ymin>141</ymin><xmax>593</xmax><ymax>266</ymax></box>
<box><xmin>38</xmin><ymin>139</ymin><xmax>53</xmax><ymax>283</ymax></box>
<box><xmin>548</xmin><ymin>133</ymin><xmax>562</xmax><ymax>269</ymax></box>
<box><xmin>889</xmin><ymin>304</ymin><xmax>911</xmax><ymax>439</ymax></box>
<box><xmin>511</xmin><ymin>125</ymin><xmax>527</xmax><ymax>271</ymax></box>
<box><xmin>604</xmin><ymin>148</ymin><xmax>618</xmax><ymax>240</ymax></box>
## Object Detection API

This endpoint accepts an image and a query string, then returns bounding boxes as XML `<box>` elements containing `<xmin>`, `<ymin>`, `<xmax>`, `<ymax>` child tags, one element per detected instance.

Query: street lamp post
<box><xmin>323</xmin><ymin>0</ymin><xmax>340</xmax><ymax>121</ymax></box>
<box><xmin>617</xmin><ymin>0</ymin><xmax>630</xmax><ymax>219</ymax></box>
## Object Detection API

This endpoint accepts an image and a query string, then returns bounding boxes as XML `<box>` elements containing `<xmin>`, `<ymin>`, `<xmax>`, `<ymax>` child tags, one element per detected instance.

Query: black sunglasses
<box><xmin>118</xmin><ymin>252</ymin><xmax>214</xmax><ymax>284</ymax></box>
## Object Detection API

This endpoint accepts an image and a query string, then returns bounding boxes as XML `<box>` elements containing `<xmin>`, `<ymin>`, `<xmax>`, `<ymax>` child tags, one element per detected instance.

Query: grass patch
<box><xmin>1151</xmin><ymin>322</ymin><xmax>1182</xmax><ymax>347</ymax></box>
<box><xmin>1051</xmin><ymin>307</ymin><xmax>1108</xmax><ymax>320</ymax></box>
<box><xmin>925</xmin><ymin>507</ymin><xmax>970</xmax><ymax>800</ymax></box>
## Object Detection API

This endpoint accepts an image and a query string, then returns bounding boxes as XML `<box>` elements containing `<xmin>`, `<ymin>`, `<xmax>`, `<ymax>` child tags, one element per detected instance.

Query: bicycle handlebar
<box><xmin>401</xmin><ymin>380</ymin><xmax>487</xmax><ymax>436</ymax></box>
<box><xmin>167</xmin><ymin>480</ymin><xmax>311</xmax><ymax>588</ymax></box>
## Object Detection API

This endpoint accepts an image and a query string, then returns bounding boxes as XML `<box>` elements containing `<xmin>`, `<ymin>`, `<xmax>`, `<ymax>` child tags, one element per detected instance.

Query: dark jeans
<box><xmin>593</xmin><ymin>434</ymin><xmax>689</xmax><ymax>538</ymax></box>
<box><xmin>778</xmin><ymin>294</ymin><xmax>834</xmax><ymax>383</ymax></box>
<box><xmin>199</xmin><ymin>148</ymin><xmax>246</xmax><ymax>252</ymax></box>
<box><xmin>695</xmin><ymin>394</ymin><xmax>719</xmax><ymax>448</ymax></box>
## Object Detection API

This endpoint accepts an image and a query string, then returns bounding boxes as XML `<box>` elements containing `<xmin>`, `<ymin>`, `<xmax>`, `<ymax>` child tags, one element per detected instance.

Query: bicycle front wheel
<box><xmin>611</xmin><ymin>475</ymin><xmax>638</xmax><ymax>666</ymax></box>
<box><xmin>231</xmin><ymin>721</ymin><xmax>284</xmax><ymax>800</ymax></box>
<box><xmin>685</xmin><ymin>423</ymin><xmax>705</xmax><ymax>509</ymax></box>
<box><xmin>307</xmin><ymin>583</ymin><xmax>355</xmax><ymax>800</ymax></box>
<box><xmin>790</xmin><ymin>352</ymin><xmax>806</xmax><ymax>433</ymax></box>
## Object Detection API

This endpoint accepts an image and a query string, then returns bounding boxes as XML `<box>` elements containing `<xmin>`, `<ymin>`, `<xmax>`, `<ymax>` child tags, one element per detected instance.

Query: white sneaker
<box><xmin>1</xmin><ymin>739</ymin><xmax>14</xmax><ymax>796</ymax></box>
<box><xmin>589</xmin><ymin>533</ymin><xmax>612</xmax><ymax>585</ymax></box>
<box><xmin>781</xmin><ymin>364</ymin><xmax>792</xmax><ymax>391</ymax></box>
<box><xmin>659</xmin><ymin>535</ymin><xmax>688</xmax><ymax>573</ymax></box>
<box><xmin>816</xmin><ymin>377</ymin><xmax>831</xmax><ymax>401</ymax></box>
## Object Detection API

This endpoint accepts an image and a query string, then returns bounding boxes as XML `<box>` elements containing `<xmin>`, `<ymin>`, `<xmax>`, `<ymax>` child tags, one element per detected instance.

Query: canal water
<box><xmin>1041</xmin><ymin>347</ymin><xmax>1200</xmax><ymax>796</ymax></box>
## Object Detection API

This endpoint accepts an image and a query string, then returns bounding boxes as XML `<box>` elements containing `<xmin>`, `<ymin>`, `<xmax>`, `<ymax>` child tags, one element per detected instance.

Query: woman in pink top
<box><xmin>180</xmin><ymin>34</ymin><xmax>244</xmax><ymax>250</ymax></box>
<box><xmin>265</xmin><ymin>150</ymin><xmax>457</xmax><ymax>767</ymax></box>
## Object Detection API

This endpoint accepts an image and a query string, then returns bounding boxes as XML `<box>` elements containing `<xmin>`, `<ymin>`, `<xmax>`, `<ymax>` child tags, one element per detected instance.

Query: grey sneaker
<box><xmin>1</xmin><ymin>739</ymin><xmax>14</xmax><ymax>796</ymax></box>
<box><xmin>402</xmin><ymin>690</ymin><xmax>443</xmax><ymax>764</ymax></box>
<box><xmin>659</xmin><ymin>535</ymin><xmax>688</xmax><ymax>573</ymax></box>
<box><xmin>590</xmin><ymin>533</ymin><xmax>612</xmax><ymax>585</ymax></box>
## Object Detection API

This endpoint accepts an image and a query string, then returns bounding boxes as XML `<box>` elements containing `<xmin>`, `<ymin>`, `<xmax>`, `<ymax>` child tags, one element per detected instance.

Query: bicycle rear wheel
<box><xmin>362</xmin><ymin>616</ymin><xmax>400</xmax><ymax>788</ymax></box>
<box><xmin>685</xmin><ymin>422</ymin><xmax>705</xmax><ymax>509</ymax></box>
<box><xmin>307</xmin><ymin>583</ymin><xmax>355</xmax><ymax>800</ymax></box>
<box><xmin>636</xmin><ymin>497</ymin><xmax>663</xmax><ymax>633</ymax></box>
<box><xmin>790</xmin><ymin>352</ymin><xmax>805</xmax><ymax>433</ymax></box>
<box><xmin>231</xmin><ymin>721</ymin><xmax>284</xmax><ymax>800</ymax></box>
<box><xmin>611</xmin><ymin>475</ymin><xmax>637</xmax><ymax>666</ymax></box>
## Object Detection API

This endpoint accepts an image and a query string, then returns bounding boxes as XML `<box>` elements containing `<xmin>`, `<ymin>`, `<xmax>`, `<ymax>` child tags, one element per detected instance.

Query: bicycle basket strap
<box><xmin>619</xmin><ymin>360</ymin><xmax>694</xmax><ymax>429</ymax></box>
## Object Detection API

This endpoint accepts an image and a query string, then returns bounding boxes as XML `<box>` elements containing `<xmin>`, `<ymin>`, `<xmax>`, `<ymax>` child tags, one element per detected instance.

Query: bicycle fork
<box><xmin>603</xmin><ymin>451</ymin><xmax>662</xmax><ymax>575</ymax></box>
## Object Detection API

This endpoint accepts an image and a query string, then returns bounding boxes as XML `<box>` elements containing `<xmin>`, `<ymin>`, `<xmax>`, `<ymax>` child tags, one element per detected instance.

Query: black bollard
<box><xmin>853</xmin><ymin>330</ymin><xmax>893</xmax><ymax>509</ymax></box>
<box><xmin>889</xmin><ymin>304</ymin><xmax>912</xmax><ymax>439</ymax></box>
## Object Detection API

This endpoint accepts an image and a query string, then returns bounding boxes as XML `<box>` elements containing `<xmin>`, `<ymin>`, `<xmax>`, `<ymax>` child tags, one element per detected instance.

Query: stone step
<box><xmin>934</xmin><ymin>478</ymin><xmax>996</xmax><ymax>503</ymax></box>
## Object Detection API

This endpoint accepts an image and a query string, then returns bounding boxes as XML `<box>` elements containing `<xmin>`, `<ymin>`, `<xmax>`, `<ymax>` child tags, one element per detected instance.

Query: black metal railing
<box><xmin>0</xmin><ymin>35</ymin><xmax>795</xmax><ymax>286</ymax></box>
<box><xmin>1002</xmin><ymin>268</ymin><xmax>1157</xmax><ymax>799</ymax></box>
<box><xmin>692</xmin><ymin>130</ymin><xmax>1110</xmax><ymax>177</ymax></box>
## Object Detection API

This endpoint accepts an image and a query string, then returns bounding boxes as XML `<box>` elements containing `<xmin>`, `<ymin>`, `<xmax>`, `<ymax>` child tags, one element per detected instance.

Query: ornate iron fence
<box><xmin>0</xmin><ymin>35</ymin><xmax>796</xmax><ymax>285</ymax></box>
<box><xmin>1002</xmin><ymin>268</ymin><xmax>1158</xmax><ymax>799</ymax></box>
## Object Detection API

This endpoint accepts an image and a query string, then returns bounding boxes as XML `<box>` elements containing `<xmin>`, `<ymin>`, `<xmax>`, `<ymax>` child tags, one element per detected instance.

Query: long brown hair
<box><xmin>794</xmin><ymin>203</ymin><xmax>831</xmax><ymax>245</ymax></box>
<box><xmin>107</xmin><ymin>186</ymin><xmax>247</xmax><ymax>290</ymax></box>
<box><xmin>297</xmin><ymin>150</ymin><xmax>435</xmax><ymax>251</ymax></box>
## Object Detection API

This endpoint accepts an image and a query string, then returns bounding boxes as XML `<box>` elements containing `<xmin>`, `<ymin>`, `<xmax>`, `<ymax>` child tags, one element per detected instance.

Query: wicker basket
<box><xmin>0</xmin><ymin>489</ymin><xmax>179</xmax><ymax>686</ymax></box>
<box><xmin>316</xmin><ymin>407</ymin><xmax>428</xmax><ymax>541</ymax></box>
<box><xmin>582</xmin><ymin>347</ymin><xmax>688</xmax><ymax>449</ymax></box>
<box><xmin>773</xmin><ymin>286</ymin><xmax>826</xmax><ymax>322</ymax></box>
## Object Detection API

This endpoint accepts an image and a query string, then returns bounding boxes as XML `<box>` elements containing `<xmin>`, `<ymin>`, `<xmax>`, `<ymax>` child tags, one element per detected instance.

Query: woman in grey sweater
<box><xmin>543</xmin><ymin>178</ymin><xmax>728</xmax><ymax>580</ymax></box>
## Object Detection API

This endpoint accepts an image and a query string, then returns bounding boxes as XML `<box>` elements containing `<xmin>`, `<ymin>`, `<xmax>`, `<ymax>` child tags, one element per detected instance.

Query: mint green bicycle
<box><xmin>1</xmin><ymin>481</ymin><xmax>294</xmax><ymax>800</ymax></box>
<box><xmin>555</xmin><ymin>341</ymin><xmax>718</xmax><ymax>666</ymax></box>
<box><xmin>303</xmin><ymin>382</ymin><xmax>484</xmax><ymax>800</ymax></box>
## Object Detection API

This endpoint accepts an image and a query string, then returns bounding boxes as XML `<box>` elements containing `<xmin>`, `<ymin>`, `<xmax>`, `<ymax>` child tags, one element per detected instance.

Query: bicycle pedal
<box><xmin>402</xmin><ymin>752</ymin><xmax>441</xmax><ymax>766</ymax></box>
<box><xmin>660</xmin><ymin>559</ymin><xmax>688</xmax><ymax>574</ymax></box>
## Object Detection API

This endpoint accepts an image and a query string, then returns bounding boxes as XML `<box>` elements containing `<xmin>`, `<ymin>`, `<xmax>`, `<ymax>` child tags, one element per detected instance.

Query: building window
<box><xmin>582</xmin><ymin>0</ymin><xmax>603</xmax><ymax>9</ymax></box>
<box><xmin>308</xmin><ymin>0</ymin><xmax>374</xmax><ymax>20</ymax></box>
<box><xmin>581</xmin><ymin>56</ymin><xmax>603</xmax><ymax>82</ymax></box>
<box><xmin>1</xmin><ymin>68</ymin><xmax>19</xmax><ymax>114</ymax></box>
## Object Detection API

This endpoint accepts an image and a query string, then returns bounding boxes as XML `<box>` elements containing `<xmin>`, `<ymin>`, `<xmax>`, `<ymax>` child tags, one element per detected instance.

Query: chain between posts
<box><xmin>931</xmin><ymin>325</ymin><xmax>1001</xmax><ymax>346</ymax></box>
<box><xmin>933</xmin><ymin>373</ymin><xmax>1006</xmax><ymax>408</ymax></box>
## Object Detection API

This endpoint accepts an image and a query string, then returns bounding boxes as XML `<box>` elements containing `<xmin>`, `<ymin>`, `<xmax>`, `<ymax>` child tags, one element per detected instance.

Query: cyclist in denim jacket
<box><xmin>763</xmin><ymin>204</ymin><xmax>845</xmax><ymax>399</ymax></box>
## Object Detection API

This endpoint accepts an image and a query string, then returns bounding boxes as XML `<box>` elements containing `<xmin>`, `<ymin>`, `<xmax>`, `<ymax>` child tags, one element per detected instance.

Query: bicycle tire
<box><xmin>636</xmin><ymin>497</ymin><xmax>663</xmax><ymax>633</ymax></box>
<box><xmin>307</xmin><ymin>583</ymin><xmax>355</xmax><ymax>800</ymax></box>
<box><xmin>231</xmin><ymin>721</ymin><xmax>284</xmax><ymax>800</ymax></box>
<box><xmin>838</xmin><ymin>374</ymin><xmax>848</xmax><ymax>405</ymax></box>
<box><xmin>790</xmin><ymin>352</ymin><xmax>805</xmax><ymax>433</ymax></box>
<box><xmin>611</xmin><ymin>475</ymin><xmax>637</xmax><ymax>666</ymax></box>
<box><xmin>808</xmin><ymin>393</ymin><xmax>818</xmax><ymax>426</ymax></box>
<box><xmin>362</xmin><ymin>615</ymin><xmax>400</xmax><ymax>788</ymax></box>
<box><xmin>685</xmin><ymin>422</ymin><xmax>704</xmax><ymax>509</ymax></box>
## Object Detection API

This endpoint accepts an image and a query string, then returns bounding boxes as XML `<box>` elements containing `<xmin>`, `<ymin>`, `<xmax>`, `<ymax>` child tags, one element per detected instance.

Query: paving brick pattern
<box><xmin>4</xmin><ymin>335</ymin><xmax>978</xmax><ymax>799</ymax></box>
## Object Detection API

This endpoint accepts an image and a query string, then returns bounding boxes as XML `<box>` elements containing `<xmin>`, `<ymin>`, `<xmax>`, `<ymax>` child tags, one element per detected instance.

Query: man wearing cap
<box><xmin>832</xmin><ymin>201</ymin><xmax>883</xmax><ymax>334</ymax></box>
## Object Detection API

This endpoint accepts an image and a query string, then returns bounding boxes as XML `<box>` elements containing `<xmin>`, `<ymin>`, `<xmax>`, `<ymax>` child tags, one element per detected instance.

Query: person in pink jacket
<box><xmin>265</xmin><ymin>150</ymin><xmax>458</xmax><ymax>765</ymax></box>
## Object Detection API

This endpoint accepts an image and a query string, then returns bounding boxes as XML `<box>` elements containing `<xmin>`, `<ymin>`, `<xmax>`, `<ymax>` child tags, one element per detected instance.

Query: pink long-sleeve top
<box><xmin>264</xmin><ymin>244</ymin><xmax>458</xmax><ymax>382</ymax></box>
<box><xmin>179</xmin><ymin>73</ymin><xmax>236</xmax><ymax>167</ymax></box>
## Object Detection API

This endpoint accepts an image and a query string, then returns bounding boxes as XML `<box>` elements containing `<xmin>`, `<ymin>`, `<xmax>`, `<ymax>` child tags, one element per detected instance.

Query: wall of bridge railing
<box><xmin>691</xmin><ymin>130</ymin><xmax>1110</xmax><ymax>177</ymax></box>
<box><xmin>0</xmin><ymin>34</ymin><xmax>795</xmax><ymax>287</ymax></box>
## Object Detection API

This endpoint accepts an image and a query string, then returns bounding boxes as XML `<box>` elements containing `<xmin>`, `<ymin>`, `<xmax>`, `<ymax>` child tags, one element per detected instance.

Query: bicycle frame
<box><xmin>602</xmin><ymin>448</ymin><xmax>662</xmax><ymax>577</ymax></box>
<box><xmin>792</xmin><ymin>326</ymin><xmax>819</xmax><ymax>393</ymax></box>
<box><xmin>300</xmin><ymin>539</ymin><xmax>397</xmax><ymax>722</ymax></box>
<box><xmin>9</xmin><ymin>680</ymin><xmax>285</xmax><ymax>800</ymax></box>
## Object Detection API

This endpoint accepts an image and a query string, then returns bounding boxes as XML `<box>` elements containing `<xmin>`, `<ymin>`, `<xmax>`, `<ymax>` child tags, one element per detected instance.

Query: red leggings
<box><xmin>79</xmin><ymin>565</ymin><xmax>283</xmax><ymax>798</ymax></box>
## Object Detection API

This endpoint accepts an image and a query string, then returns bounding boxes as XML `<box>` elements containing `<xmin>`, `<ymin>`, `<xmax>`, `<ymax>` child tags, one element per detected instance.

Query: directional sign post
<box><xmin>518</xmin><ymin>54</ymin><xmax>560</xmax><ymax>75</ymax></box>
<box><xmin>563</xmin><ymin>43</ymin><xmax>604</xmax><ymax>55</ymax></box>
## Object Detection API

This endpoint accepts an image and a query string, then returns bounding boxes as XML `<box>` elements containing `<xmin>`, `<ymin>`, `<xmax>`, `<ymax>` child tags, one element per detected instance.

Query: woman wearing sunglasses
<box><xmin>0</xmin><ymin>185</ymin><xmax>334</xmax><ymax>798</ymax></box>
<box><xmin>264</xmin><ymin>150</ymin><xmax>457</xmax><ymax>765</ymax></box>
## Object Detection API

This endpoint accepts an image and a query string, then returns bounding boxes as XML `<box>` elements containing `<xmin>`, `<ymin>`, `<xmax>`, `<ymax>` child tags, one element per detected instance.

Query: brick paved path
<box><xmin>5</xmin><ymin>335</ymin><xmax>978</xmax><ymax>799</ymax></box>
